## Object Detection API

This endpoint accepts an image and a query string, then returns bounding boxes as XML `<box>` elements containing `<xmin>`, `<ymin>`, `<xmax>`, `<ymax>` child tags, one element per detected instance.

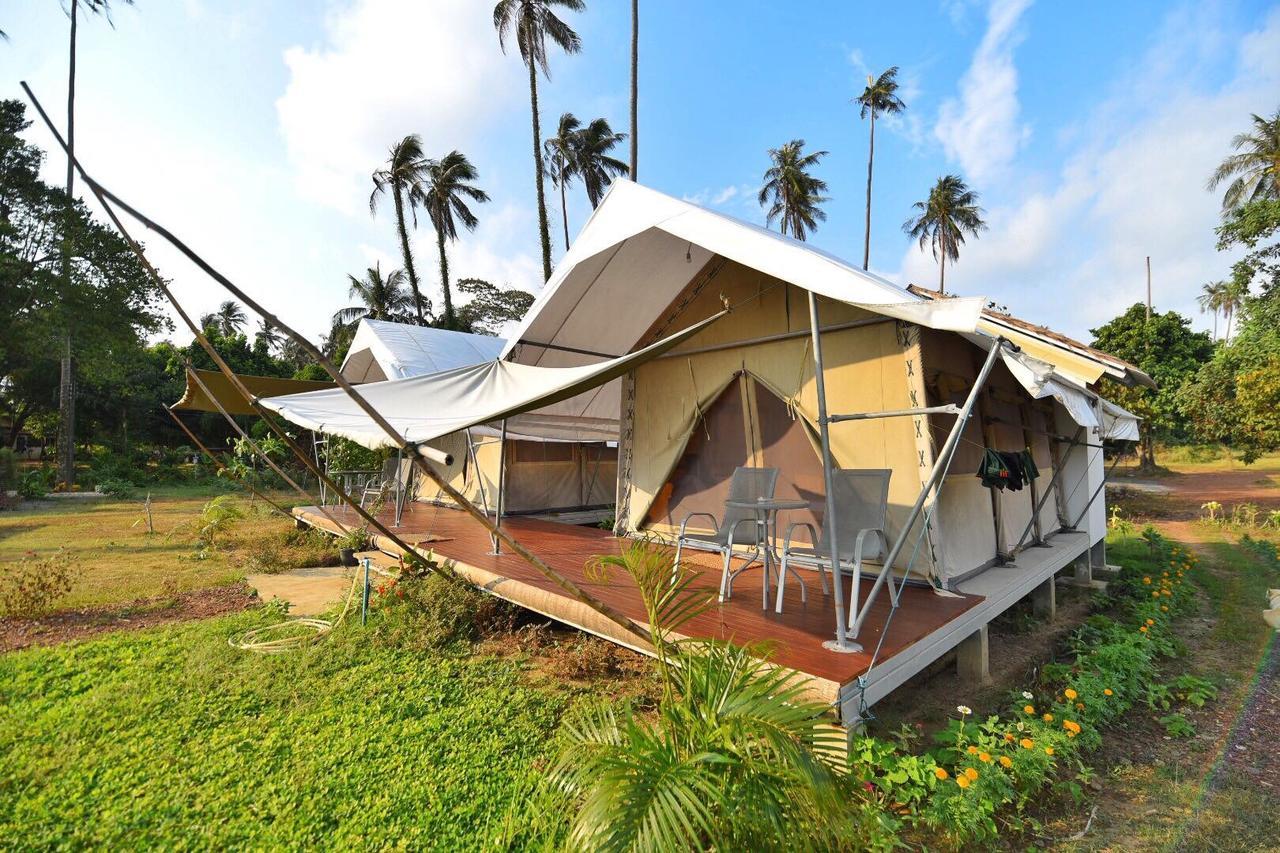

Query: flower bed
<box><xmin>847</xmin><ymin>530</ymin><xmax>1203</xmax><ymax>846</ymax></box>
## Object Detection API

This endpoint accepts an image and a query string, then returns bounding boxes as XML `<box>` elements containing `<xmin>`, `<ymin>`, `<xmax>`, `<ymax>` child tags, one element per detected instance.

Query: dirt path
<box><xmin>0</xmin><ymin>585</ymin><xmax>257</xmax><ymax>653</ymax></box>
<box><xmin>1111</xmin><ymin>465</ymin><xmax>1280</xmax><ymax>522</ymax></box>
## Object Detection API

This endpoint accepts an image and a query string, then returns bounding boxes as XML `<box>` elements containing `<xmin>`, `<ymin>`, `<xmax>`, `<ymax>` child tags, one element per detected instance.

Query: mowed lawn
<box><xmin>0</xmin><ymin>489</ymin><xmax>304</xmax><ymax>609</ymax></box>
<box><xmin>0</xmin><ymin>611</ymin><xmax>567</xmax><ymax>849</ymax></box>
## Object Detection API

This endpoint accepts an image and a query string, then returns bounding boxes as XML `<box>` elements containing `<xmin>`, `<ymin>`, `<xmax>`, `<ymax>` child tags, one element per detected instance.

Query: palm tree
<box><xmin>493</xmin><ymin>0</ymin><xmax>585</xmax><ymax>282</ymax></box>
<box><xmin>1207</xmin><ymin>108</ymin><xmax>1280</xmax><ymax>210</ymax></box>
<box><xmin>903</xmin><ymin>174</ymin><xmax>987</xmax><ymax>294</ymax></box>
<box><xmin>856</xmin><ymin>66</ymin><xmax>906</xmax><ymax>271</ymax></box>
<box><xmin>1197</xmin><ymin>280</ymin><xmax>1226</xmax><ymax>341</ymax></box>
<box><xmin>758</xmin><ymin>140</ymin><xmax>829</xmax><ymax>242</ymax></box>
<box><xmin>629</xmin><ymin>0</ymin><xmax>638</xmax><ymax>181</ymax></box>
<box><xmin>205</xmin><ymin>300</ymin><xmax>247</xmax><ymax>337</ymax></box>
<box><xmin>575</xmin><ymin>117</ymin><xmax>628</xmax><ymax>208</ymax></box>
<box><xmin>544</xmin><ymin>112</ymin><xmax>582</xmax><ymax>250</ymax></box>
<box><xmin>370</xmin><ymin>135</ymin><xmax>431</xmax><ymax>324</ymax></box>
<box><xmin>332</xmin><ymin>263</ymin><xmax>414</xmax><ymax>327</ymax></box>
<box><xmin>421</xmin><ymin>151</ymin><xmax>490</xmax><ymax>329</ymax></box>
<box><xmin>254</xmin><ymin>318</ymin><xmax>283</xmax><ymax>354</ymax></box>
<box><xmin>58</xmin><ymin>0</ymin><xmax>134</xmax><ymax>486</ymax></box>
<box><xmin>1220</xmin><ymin>278</ymin><xmax>1249</xmax><ymax>343</ymax></box>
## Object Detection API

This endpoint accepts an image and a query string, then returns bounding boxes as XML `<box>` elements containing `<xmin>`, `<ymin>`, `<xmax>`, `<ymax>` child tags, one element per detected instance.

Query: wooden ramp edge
<box><xmin>293</xmin><ymin>506</ymin><xmax>843</xmax><ymax>707</ymax></box>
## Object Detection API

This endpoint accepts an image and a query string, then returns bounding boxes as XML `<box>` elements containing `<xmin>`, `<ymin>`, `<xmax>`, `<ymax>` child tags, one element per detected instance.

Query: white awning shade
<box><xmin>1100</xmin><ymin>398</ymin><xmax>1141</xmax><ymax>442</ymax></box>
<box><xmin>341</xmin><ymin>319</ymin><xmax>505</xmax><ymax>383</ymax></box>
<box><xmin>260</xmin><ymin>310</ymin><xmax>726</xmax><ymax>450</ymax></box>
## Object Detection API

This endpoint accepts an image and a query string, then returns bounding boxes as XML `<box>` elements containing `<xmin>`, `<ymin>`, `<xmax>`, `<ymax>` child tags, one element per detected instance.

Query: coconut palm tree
<box><xmin>903</xmin><ymin>174</ymin><xmax>986</xmax><ymax>294</ymax></box>
<box><xmin>1207</xmin><ymin>108</ymin><xmax>1280</xmax><ymax>210</ymax></box>
<box><xmin>370</xmin><ymin>135</ymin><xmax>431</xmax><ymax>324</ymax></box>
<box><xmin>575</xmin><ymin>117</ymin><xmax>628</xmax><ymax>208</ymax></box>
<box><xmin>421</xmin><ymin>151</ymin><xmax>490</xmax><ymax>329</ymax></box>
<box><xmin>629</xmin><ymin>0</ymin><xmax>638</xmax><ymax>181</ymax></box>
<box><xmin>544</xmin><ymin>112</ymin><xmax>582</xmax><ymax>250</ymax></box>
<box><xmin>254</xmin><ymin>318</ymin><xmax>283</xmax><ymax>354</ymax></box>
<box><xmin>493</xmin><ymin>0</ymin><xmax>585</xmax><ymax>282</ymax></box>
<box><xmin>758</xmin><ymin>140</ymin><xmax>829</xmax><ymax>242</ymax></box>
<box><xmin>57</xmin><ymin>0</ymin><xmax>134</xmax><ymax>486</ymax></box>
<box><xmin>1220</xmin><ymin>278</ymin><xmax>1249</xmax><ymax>343</ymax></box>
<box><xmin>332</xmin><ymin>263</ymin><xmax>415</xmax><ymax>327</ymax></box>
<box><xmin>1197</xmin><ymin>280</ymin><xmax>1226</xmax><ymax>341</ymax></box>
<box><xmin>203</xmin><ymin>300</ymin><xmax>247</xmax><ymax>337</ymax></box>
<box><xmin>856</xmin><ymin>66</ymin><xmax>906</xmax><ymax>271</ymax></box>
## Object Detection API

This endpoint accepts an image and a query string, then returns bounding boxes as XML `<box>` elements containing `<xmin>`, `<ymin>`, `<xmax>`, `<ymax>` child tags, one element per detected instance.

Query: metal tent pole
<box><xmin>492</xmin><ymin>419</ymin><xmax>508</xmax><ymax>555</ymax></box>
<box><xmin>808</xmin><ymin>292</ymin><xmax>855</xmax><ymax>653</ymax></box>
<box><xmin>849</xmin><ymin>338</ymin><xmax>1007</xmax><ymax>639</ymax></box>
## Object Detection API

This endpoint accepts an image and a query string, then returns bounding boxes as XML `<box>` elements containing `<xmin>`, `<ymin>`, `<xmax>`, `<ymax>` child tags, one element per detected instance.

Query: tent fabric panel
<box><xmin>934</xmin><ymin>476</ymin><xmax>1000</xmax><ymax>578</ymax></box>
<box><xmin>341</xmin><ymin>318</ymin><xmax>506</xmax><ymax>382</ymax></box>
<box><xmin>1100</xmin><ymin>398</ymin><xmax>1141</xmax><ymax>442</ymax></box>
<box><xmin>1026</xmin><ymin>403</ymin><xmax>1062</xmax><ymax>536</ymax></box>
<box><xmin>171</xmin><ymin>368</ymin><xmax>336</xmax><ymax>417</ymax></box>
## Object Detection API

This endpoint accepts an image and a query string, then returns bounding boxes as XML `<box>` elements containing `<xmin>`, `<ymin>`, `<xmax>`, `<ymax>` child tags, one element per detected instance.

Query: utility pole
<box><xmin>1145</xmin><ymin>256</ymin><xmax>1152</xmax><ymax>322</ymax></box>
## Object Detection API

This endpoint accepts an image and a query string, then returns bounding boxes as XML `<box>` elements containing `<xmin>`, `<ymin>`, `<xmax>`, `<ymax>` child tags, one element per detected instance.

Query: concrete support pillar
<box><xmin>1032</xmin><ymin>577</ymin><xmax>1056</xmax><ymax>621</ymax></box>
<box><xmin>1071</xmin><ymin>553</ymin><xmax>1093</xmax><ymax>586</ymax></box>
<box><xmin>956</xmin><ymin>624</ymin><xmax>992</xmax><ymax>685</ymax></box>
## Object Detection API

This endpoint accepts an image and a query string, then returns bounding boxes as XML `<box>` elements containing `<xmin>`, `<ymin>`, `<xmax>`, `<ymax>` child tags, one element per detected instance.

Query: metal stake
<box><xmin>492</xmin><ymin>419</ymin><xmax>508</xmax><ymax>555</ymax></box>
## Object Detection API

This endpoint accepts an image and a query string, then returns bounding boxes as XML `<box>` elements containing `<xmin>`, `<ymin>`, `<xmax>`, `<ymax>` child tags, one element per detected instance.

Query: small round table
<box><xmin>723</xmin><ymin>498</ymin><xmax>810</xmax><ymax>610</ymax></box>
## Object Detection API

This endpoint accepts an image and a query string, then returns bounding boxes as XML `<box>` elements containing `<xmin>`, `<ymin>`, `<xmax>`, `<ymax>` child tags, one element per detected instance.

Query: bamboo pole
<box><xmin>21</xmin><ymin>81</ymin><xmax>651</xmax><ymax>647</ymax></box>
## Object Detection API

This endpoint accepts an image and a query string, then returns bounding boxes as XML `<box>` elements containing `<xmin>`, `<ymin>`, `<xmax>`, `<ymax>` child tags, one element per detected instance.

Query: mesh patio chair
<box><xmin>673</xmin><ymin>466</ymin><xmax>779</xmax><ymax>603</ymax></box>
<box><xmin>774</xmin><ymin>469</ymin><xmax>891</xmax><ymax>615</ymax></box>
<box><xmin>360</xmin><ymin>456</ymin><xmax>416</xmax><ymax>523</ymax></box>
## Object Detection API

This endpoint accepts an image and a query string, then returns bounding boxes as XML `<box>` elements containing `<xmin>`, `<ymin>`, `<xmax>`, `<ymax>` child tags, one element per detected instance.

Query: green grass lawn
<box><xmin>0</xmin><ymin>611</ymin><xmax>567</xmax><ymax>849</ymax></box>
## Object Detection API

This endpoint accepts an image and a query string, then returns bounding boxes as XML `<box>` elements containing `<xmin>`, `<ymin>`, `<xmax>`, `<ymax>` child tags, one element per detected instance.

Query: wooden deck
<box><xmin>295</xmin><ymin>502</ymin><xmax>985</xmax><ymax>707</ymax></box>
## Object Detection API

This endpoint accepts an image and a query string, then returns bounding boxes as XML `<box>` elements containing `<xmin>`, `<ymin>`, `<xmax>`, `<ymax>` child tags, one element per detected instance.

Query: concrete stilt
<box><xmin>1032</xmin><ymin>577</ymin><xmax>1056</xmax><ymax>620</ymax></box>
<box><xmin>956</xmin><ymin>624</ymin><xmax>992</xmax><ymax>685</ymax></box>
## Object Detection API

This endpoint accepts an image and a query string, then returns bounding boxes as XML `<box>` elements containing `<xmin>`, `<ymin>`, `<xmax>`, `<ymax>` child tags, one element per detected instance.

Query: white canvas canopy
<box><xmin>1100</xmin><ymin>398</ymin><xmax>1141</xmax><ymax>442</ymax></box>
<box><xmin>260</xmin><ymin>310</ymin><xmax>724</xmax><ymax>450</ymax></box>
<box><xmin>341</xmin><ymin>319</ymin><xmax>506</xmax><ymax>383</ymax></box>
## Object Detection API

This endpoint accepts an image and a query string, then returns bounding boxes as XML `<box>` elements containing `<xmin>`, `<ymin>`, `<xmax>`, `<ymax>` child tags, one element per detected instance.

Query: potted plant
<box><xmin>337</xmin><ymin>526</ymin><xmax>370</xmax><ymax>566</ymax></box>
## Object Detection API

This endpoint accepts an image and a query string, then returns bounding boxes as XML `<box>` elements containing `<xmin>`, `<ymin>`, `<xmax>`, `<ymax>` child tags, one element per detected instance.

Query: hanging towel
<box><xmin>977</xmin><ymin>449</ymin><xmax>1011</xmax><ymax>489</ymax></box>
<box><xmin>1019</xmin><ymin>449</ymin><xmax>1040</xmax><ymax>482</ymax></box>
<box><xmin>977</xmin><ymin>448</ymin><xmax>1040</xmax><ymax>491</ymax></box>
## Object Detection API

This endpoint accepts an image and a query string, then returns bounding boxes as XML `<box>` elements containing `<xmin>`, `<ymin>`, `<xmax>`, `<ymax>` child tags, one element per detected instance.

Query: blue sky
<box><xmin>3</xmin><ymin>0</ymin><xmax>1278</xmax><ymax>343</ymax></box>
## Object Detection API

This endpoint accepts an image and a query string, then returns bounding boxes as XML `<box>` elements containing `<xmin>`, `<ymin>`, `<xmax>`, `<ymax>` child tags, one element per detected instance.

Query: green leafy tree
<box><xmin>370</xmin><ymin>135</ymin><xmax>431</xmax><ymax>324</ymax></box>
<box><xmin>1090</xmin><ymin>304</ymin><xmax>1214</xmax><ymax>471</ymax></box>
<box><xmin>493</xmin><ymin>0</ymin><xmax>585</xmax><ymax>283</ymax></box>
<box><xmin>856</xmin><ymin>66</ymin><xmax>906</xmax><ymax>270</ymax></box>
<box><xmin>903</xmin><ymin>174</ymin><xmax>986</xmax><ymax>294</ymax></box>
<box><xmin>452</xmin><ymin>278</ymin><xmax>535</xmax><ymax>336</ymax></box>
<box><xmin>758</xmin><ymin>139</ymin><xmax>829</xmax><ymax>242</ymax></box>
<box><xmin>1206</xmin><ymin>108</ymin><xmax>1280</xmax><ymax>210</ymax></box>
<box><xmin>332</xmin><ymin>262</ymin><xmax>415</xmax><ymax>327</ymax></box>
<box><xmin>421</xmin><ymin>151</ymin><xmax>490</xmax><ymax>329</ymax></box>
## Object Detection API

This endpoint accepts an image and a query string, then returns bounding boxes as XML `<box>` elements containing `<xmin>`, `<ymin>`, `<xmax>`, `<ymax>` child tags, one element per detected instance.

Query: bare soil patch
<box><xmin>0</xmin><ymin>584</ymin><xmax>257</xmax><ymax>653</ymax></box>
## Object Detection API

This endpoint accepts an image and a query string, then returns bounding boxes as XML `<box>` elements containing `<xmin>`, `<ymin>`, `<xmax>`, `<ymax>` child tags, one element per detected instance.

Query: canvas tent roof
<box><xmin>171</xmin><ymin>369</ymin><xmax>336</xmax><ymax>417</ymax></box>
<box><xmin>260</xmin><ymin>311</ymin><xmax>725</xmax><ymax>450</ymax></box>
<box><xmin>341</xmin><ymin>319</ymin><xmax>506</xmax><ymax>383</ymax></box>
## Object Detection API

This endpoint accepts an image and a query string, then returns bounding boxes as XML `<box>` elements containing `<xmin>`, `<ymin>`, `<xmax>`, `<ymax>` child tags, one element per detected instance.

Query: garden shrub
<box><xmin>0</xmin><ymin>549</ymin><xmax>80</xmax><ymax>617</ymax></box>
<box><xmin>847</xmin><ymin>530</ymin><xmax>1204</xmax><ymax>845</ymax></box>
<box><xmin>366</xmin><ymin>564</ymin><xmax>517</xmax><ymax>652</ymax></box>
<box><xmin>0</xmin><ymin>448</ymin><xmax>16</xmax><ymax>491</ymax></box>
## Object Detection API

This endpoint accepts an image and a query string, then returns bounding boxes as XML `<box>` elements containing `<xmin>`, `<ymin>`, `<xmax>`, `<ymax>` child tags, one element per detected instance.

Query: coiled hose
<box><xmin>228</xmin><ymin>562</ymin><xmax>365</xmax><ymax>654</ymax></box>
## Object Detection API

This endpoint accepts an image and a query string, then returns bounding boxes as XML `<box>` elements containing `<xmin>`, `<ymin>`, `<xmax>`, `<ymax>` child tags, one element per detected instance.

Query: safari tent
<box><xmin>270</xmin><ymin>180</ymin><xmax>1146</xmax><ymax>721</ymax></box>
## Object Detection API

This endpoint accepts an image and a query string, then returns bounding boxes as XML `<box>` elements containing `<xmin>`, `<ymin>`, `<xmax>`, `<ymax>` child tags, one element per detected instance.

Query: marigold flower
<box><xmin>1045</xmin><ymin>746</ymin><xmax>1055</xmax><ymax>756</ymax></box>
<box><xmin>1103</xmin><ymin>688</ymin><xmax>1114</xmax><ymax>697</ymax></box>
<box><xmin>1076</xmin><ymin>702</ymin><xmax>1085</xmax><ymax>710</ymax></box>
<box><xmin>1162</xmin><ymin>589</ymin><xmax>1172</xmax><ymax>597</ymax></box>
<box><xmin>1143</xmin><ymin>577</ymin><xmax>1152</xmax><ymax>584</ymax></box>
<box><xmin>966</xmin><ymin>745</ymin><xmax>978</xmax><ymax>755</ymax></box>
<box><xmin>1024</xmin><ymin>705</ymin><xmax>1035</xmax><ymax>715</ymax></box>
<box><xmin>956</xmin><ymin>775</ymin><xmax>970</xmax><ymax>789</ymax></box>
<box><xmin>1020</xmin><ymin>738</ymin><xmax>1034</xmax><ymax>749</ymax></box>
<box><xmin>1064</xmin><ymin>688</ymin><xmax>1078</xmax><ymax>700</ymax></box>
<box><xmin>1146</xmin><ymin>618</ymin><xmax>1155</xmax><ymax>626</ymax></box>
<box><xmin>978</xmin><ymin>752</ymin><xmax>991</xmax><ymax>763</ymax></box>
<box><xmin>934</xmin><ymin>767</ymin><xmax>949</xmax><ymax>780</ymax></box>
<box><xmin>999</xmin><ymin>755</ymin><xmax>1013</xmax><ymax>768</ymax></box>
<box><xmin>1153</xmin><ymin>591</ymin><xmax>1161</xmax><ymax>598</ymax></box>
<box><xmin>1140</xmin><ymin>626</ymin><xmax>1149</xmax><ymax>633</ymax></box>
<box><xmin>1161</xmin><ymin>605</ymin><xmax>1169</xmax><ymax>612</ymax></box>
<box><xmin>964</xmin><ymin>767</ymin><xmax>979</xmax><ymax>781</ymax></box>
<box><xmin>1043</xmin><ymin>713</ymin><xmax>1054</xmax><ymax>723</ymax></box>
<box><xmin>1004</xmin><ymin>732</ymin><xmax>1015</xmax><ymax>742</ymax></box>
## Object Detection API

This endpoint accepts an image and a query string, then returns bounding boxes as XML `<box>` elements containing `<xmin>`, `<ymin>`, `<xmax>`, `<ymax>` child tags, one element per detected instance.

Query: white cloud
<box><xmin>683</xmin><ymin>183</ymin><xmax>754</xmax><ymax>209</ymax></box>
<box><xmin>934</xmin><ymin>0</ymin><xmax>1033</xmax><ymax>184</ymax></box>
<box><xmin>896</xmin><ymin>6</ymin><xmax>1280</xmax><ymax>339</ymax></box>
<box><xmin>275</xmin><ymin>0</ymin><xmax>521</xmax><ymax>213</ymax></box>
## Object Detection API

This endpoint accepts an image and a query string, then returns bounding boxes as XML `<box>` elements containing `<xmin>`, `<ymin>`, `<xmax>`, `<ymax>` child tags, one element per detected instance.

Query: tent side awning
<box><xmin>171</xmin><ymin>368</ymin><xmax>337</xmax><ymax>417</ymax></box>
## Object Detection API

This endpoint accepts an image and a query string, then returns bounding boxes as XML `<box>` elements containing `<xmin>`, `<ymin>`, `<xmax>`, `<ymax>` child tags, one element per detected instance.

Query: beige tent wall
<box><xmin>625</xmin><ymin>265</ymin><xmax>932</xmax><ymax>573</ymax></box>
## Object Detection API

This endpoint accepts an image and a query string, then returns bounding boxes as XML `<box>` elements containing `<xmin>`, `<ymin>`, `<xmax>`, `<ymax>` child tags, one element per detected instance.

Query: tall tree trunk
<box><xmin>863</xmin><ymin>108</ymin><xmax>874</xmax><ymax>271</ymax></box>
<box><xmin>436</xmin><ymin>226</ymin><xmax>453</xmax><ymax>328</ymax></box>
<box><xmin>393</xmin><ymin>185</ymin><xmax>426</xmax><ymax>324</ymax></box>
<box><xmin>528</xmin><ymin>59</ymin><xmax>553</xmax><ymax>282</ymax></box>
<box><xmin>58</xmin><ymin>0</ymin><xmax>79</xmax><ymax>487</ymax></box>
<box><xmin>939</xmin><ymin>252</ymin><xmax>946</xmax><ymax>295</ymax></box>
<box><xmin>1139</xmin><ymin>429</ymin><xmax>1157</xmax><ymax>474</ymax></box>
<box><xmin>559</xmin><ymin>167</ymin><xmax>570</xmax><ymax>250</ymax></box>
<box><xmin>1213</xmin><ymin>310</ymin><xmax>1218</xmax><ymax>341</ymax></box>
<box><xmin>629</xmin><ymin>0</ymin><xmax>638</xmax><ymax>181</ymax></box>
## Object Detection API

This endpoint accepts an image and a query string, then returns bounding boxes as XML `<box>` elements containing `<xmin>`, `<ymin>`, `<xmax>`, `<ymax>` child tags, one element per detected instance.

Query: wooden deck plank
<box><xmin>295</xmin><ymin>503</ymin><xmax>984</xmax><ymax>697</ymax></box>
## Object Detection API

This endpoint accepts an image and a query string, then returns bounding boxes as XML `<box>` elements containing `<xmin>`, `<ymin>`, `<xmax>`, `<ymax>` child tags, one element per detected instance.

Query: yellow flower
<box><xmin>1140</xmin><ymin>626</ymin><xmax>1149</xmax><ymax>633</ymax></box>
<box><xmin>978</xmin><ymin>752</ymin><xmax>991</xmax><ymax>763</ymax></box>
<box><xmin>1146</xmin><ymin>618</ymin><xmax>1155</xmax><ymax>626</ymax></box>
<box><xmin>1104</xmin><ymin>688</ymin><xmax>1113</xmax><ymax>697</ymax></box>
<box><xmin>1004</xmin><ymin>732</ymin><xmax>1015</xmax><ymax>742</ymax></box>
<box><xmin>967</xmin><ymin>745</ymin><xmax>978</xmax><ymax>755</ymax></box>
<box><xmin>1161</xmin><ymin>605</ymin><xmax>1169</xmax><ymax>612</ymax></box>
<box><xmin>1162</xmin><ymin>590</ymin><xmax>1172</xmax><ymax>597</ymax></box>
<box><xmin>1162</xmin><ymin>571</ymin><xmax>1169</xmax><ymax>578</ymax></box>
<box><xmin>1045</xmin><ymin>747</ymin><xmax>1055</xmax><ymax>756</ymax></box>
<box><xmin>1064</xmin><ymin>688</ymin><xmax>1078</xmax><ymax>700</ymax></box>
<box><xmin>956</xmin><ymin>775</ymin><xmax>971</xmax><ymax>789</ymax></box>
<box><xmin>934</xmin><ymin>767</ymin><xmax>949</xmax><ymax>780</ymax></box>
<box><xmin>1063</xmin><ymin>720</ymin><xmax>1081</xmax><ymax>734</ymax></box>
<box><xmin>1153</xmin><ymin>591</ymin><xmax>1161</xmax><ymax>598</ymax></box>
<box><xmin>1043</xmin><ymin>713</ymin><xmax>1054</xmax><ymax>723</ymax></box>
<box><xmin>1024</xmin><ymin>705</ymin><xmax>1035</xmax><ymax>715</ymax></box>
<box><xmin>1067</xmin><ymin>730</ymin><xmax>1078</xmax><ymax>738</ymax></box>
<box><xmin>1020</xmin><ymin>738</ymin><xmax>1034</xmax><ymax>749</ymax></box>
<box><xmin>1143</xmin><ymin>577</ymin><xmax>1152</xmax><ymax>584</ymax></box>
<box><xmin>964</xmin><ymin>767</ymin><xmax>979</xmax><ymax>781</ymax></box>
<box><xmin>999</xmin><ymin>755</ymin><xmax>1013</xmax><ymax>768</ymax></box>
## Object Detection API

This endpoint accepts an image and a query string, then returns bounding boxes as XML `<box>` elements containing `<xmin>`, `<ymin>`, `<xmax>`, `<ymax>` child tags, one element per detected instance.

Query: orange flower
<box><xmin>956</xmin><ymin>775</ymin><xmax>971</xmax><ymax>789</ymax></box>
<box><xmin>1024</xmin><ymin>705</ymin><xmax>1035</xmax><ymax>715</ymax></box>
<box><xmin>967</xmin><ymin>745</ymin><xmax>978</xmax><ymax>755</ymax></box>
<box><xmin>1004</xmin><ymin>732</ymin><xmax>1016</xmax><ymax>742</ymax></box>
<box><xmin>1161</xmin><ymin>605</ymin><xmax>1169</xmax><ymax>611</ymax></box>
<box><xmin>1103</xmin><ymin>688</ymin><xmax>1114</xmax><ymax>697</ymax></box>
<box><xmin>1064</xmin><ymin>688</ymin><xmax>1078</xmax><ymax>700</ymax></box>
<box><xmin>1146</xmin><ymin>618</ymin><xmax>1155</xmax><ymax>626</ymax></box>
<box><xmin>1063</xmin><ymin>720</ymin><xmax>1081</xmax><ymax>734</ymax></box>
<box><xmin>999</xmin><ymin>755</ymin><xmax>1013</xmax><ymax>768</ymax></box>
<box><xmin>1076</xmin><ymin>702</ymin><xmax>1085</xmax><ymax>710</ymax></box>
<box><xmin>1043</xmin><ymin>713</ymin><xmax>1054</xmax><ymax>723</ymax></box>
<box><xmin>978</xmin><ymin>752</ymin><xmax>991</xmax><ymax>763</ymax></box>
<box><xmin>1067</xmin><ymin>730</ymin><xmax>1078</xmax><ymax>738</ymax></box>
<box><xmin>1143</xmin><ymin>577</ymin><xmax>1152</xmax><ymax>584</ymax></box>
<box><xmin>964</xmin><ymin>767</ymin><xmax>979</xmax><ymax>781</ymax></box>
<box><xmin>1140</xmin><ymin>626</ymin><xmax>1149</xmax><ymax>633</ymax></box>
<box><xmin>1162</xmin><ymin>590</ymin><xmax>1172</xmax><ymax>597</ymax></box>
<box><xmin>1020</xmin><ymin>738</ymin><xmax>1034</xmax><ymax>749</ymax></box>
<box><xmin>1045</xmin><ymin>746</ymin><xmax>1055</xmax><ymax>756</ymax></box>
<box><xmin>1152</xmin><ymin>591</ymin><xmax>1161</xmax><ymax>598</ymax></box>
<box><xmin>934</xmin><ymin>767</ymin><xmax>949</xmax><ymax>780</ymax></box>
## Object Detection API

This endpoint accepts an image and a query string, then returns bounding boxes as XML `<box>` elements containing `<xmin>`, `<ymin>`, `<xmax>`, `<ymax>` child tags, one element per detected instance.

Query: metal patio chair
<box><xmin>774</xmin><ymin>468</ymin><xmax>891</xmax><ymax>615</ymax></box>
<box><xmin>360</xmin><ymin>456</ymin><xmax>416</xmax><ymax>524</ymax></box>
<box><xmin>673</xmin><ymin>466</ymin><xmax>779</xmax><ymax>602</ymax></box>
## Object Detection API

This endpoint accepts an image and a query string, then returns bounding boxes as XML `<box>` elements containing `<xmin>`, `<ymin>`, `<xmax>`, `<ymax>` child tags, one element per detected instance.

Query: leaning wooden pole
<box><xmin>164</xmin><ymin>406</ymin><xmax>293</xmax><ymax>519</ymax></box>
<box><xmin>21</xmin><ymin>81</ymin><xmax>650</xmax><ymax>647</ymax></box>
